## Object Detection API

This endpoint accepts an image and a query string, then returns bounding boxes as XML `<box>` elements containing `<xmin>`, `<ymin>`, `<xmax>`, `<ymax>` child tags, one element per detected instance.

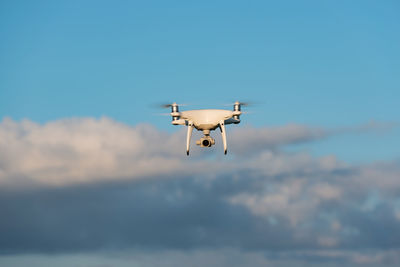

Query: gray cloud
<box><xmin>0</xmin><ymin>117</ymin><xmax>399</xmax><ymax>266</ymax></box>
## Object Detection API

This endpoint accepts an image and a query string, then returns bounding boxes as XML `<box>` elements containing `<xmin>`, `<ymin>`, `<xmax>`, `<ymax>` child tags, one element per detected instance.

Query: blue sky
<box><xmin>1</xmin><ymin>0</ymin><xmax>399</xmax><ymax>162</ymax></box>
<box><xmin>0</xmin><ymin>1</ymin><xmax>400</xmax><ymax>266</ymax></box>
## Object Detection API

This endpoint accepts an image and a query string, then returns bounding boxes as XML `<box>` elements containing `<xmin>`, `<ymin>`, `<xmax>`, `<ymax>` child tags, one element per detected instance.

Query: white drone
<box><xmin>163</xmin><ymin>101</ymin><xmax>247</xmax><ymax>155</ymax></box>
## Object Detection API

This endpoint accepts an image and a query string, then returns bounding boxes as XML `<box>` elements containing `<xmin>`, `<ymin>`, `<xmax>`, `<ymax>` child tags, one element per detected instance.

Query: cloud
<box><xmin>0</xmin><ymin>117</ymin><xmax>202</xmax><ymax>185</ymax></box>
<box><xmin>2</xmin><ymin>249</ymin><xmax>400</xmax><ymax>267</ymax></box>
<box><xmin>334</xmin><ymin>120</ymin><xmax>400</xmax><ymax>135</ymax></box>
<box><xmin>0</xmin><ymin>117</ymin><xmax>399</xmax><ymax>266</ymax></box>
<box><xmin>228</xmin><ymin>124</ymin><xmax>327</xmax><ymax>154</ymax></box>
<box><xmin>0</xmin><ymin>117</ymin><xmax>335</xmax><ymax>186</ymax></box>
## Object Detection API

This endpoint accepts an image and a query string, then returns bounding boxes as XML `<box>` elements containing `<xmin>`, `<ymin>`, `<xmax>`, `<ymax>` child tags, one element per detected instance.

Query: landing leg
<box><xmin>186</xmin><ymin>122</ymin><xmax>193</xmax><ymax>156</ymax></box>
<box><xmin>219</xmin><ymin>121</ymin><xmax>227</xmax><ymax>155</ymax></box>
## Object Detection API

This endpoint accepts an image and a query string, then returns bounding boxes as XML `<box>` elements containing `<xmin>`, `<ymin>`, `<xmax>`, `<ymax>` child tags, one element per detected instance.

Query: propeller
<box><xmin>240</xmin><ymin>111</ymin><xmax>254</xmax><ymax>114</ymax></box>
<box><xmin>150</xmin><ymin>102</ymin><xmax>192</xmax><ymax>118</ymax></box>
<box><xmin>156</xmin><ymin>103</ymin><xmax>190</xmax><ymax>109</ymax></box>
<box><xmin>156</xmin><ymin>113</ymin><xmax>173</xmax><ymax>116</ymax></box>
<box><xmin>222</xmin><ymin>101</ymin><xmax>257</xmax><ymax>107</ymax></box>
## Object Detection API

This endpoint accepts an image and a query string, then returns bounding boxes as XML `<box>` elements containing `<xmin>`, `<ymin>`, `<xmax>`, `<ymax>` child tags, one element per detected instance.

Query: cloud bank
<box><xmin>0</xmin><ymin>117</ymin><xmax>399</xmax><ymax>266</ymax></box>
<box><xmin>0</xmin><ymin>117</ymin><xmax>335</xmax><ymax>186</ymax></box>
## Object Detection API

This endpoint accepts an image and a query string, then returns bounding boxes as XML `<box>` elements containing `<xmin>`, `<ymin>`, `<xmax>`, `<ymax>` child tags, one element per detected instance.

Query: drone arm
<box><xmin>224</xmin><ymin>118</ymin><xmax>240</xmax><ymax>125</ymax></box>
<box><xmin>172</xmin><ymin>119</ymin><xmax>186</xmax><ymax>125</ymax></box>
<box><xmin>186</xmin><ymin>121</ymin><xmax>194</xmax><ymax>156</ymax></box>
<box><xmin>219</xmin><ymin>121</ymin><xmax>227</xmax><ymax>155</ymax></box>
<box><xmin>224</xmin><ymin>110</ymin><xmax>241</xmax><ymax>125</ymax></box>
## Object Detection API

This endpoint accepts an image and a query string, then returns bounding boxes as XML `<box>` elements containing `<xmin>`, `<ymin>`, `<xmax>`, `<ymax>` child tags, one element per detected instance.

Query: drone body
<box><xmin>166</xmin><ymin>102</ymin><xmax>245</xmax><ymax>155</ymax></box>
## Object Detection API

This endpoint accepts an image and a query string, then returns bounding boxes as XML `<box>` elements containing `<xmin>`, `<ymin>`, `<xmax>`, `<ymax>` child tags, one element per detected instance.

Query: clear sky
<box><xmin>0</xmin><ymin>1</ymin><xmax>400</xmax><ymax>267</ymax></box>
<box><xmin>1</xmin><ymin>0</ymin><xmax>399</xmax><ymax>162</ymax></box>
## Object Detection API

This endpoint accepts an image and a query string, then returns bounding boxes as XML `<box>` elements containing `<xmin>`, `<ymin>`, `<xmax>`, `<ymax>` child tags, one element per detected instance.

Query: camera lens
<box><xmin>202</xmin><ymin>139</ymin><xmax>210</xmax><ymax>147</ymax></box>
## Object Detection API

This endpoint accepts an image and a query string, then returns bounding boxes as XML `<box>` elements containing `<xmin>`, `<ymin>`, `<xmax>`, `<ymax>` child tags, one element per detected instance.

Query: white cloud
<box><xmin>0</xmin><ymin>117</ymin><xmax>209</xmax><ymax>185</ymax></box>
<box><xmin>0</xmin><ymin>117</ymin><xmax>340</xmax><ymax>186</ymax></box>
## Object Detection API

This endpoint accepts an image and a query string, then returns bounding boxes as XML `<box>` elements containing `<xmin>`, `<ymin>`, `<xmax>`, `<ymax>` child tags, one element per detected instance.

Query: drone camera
<box><xmin>196</xmin><ymin>136</ymin><xmax>215</xmax><ymax>147</ymax></box>
<box><xmin>202</xmin><ymin>139</ymin><xmax>210</xmax><ymax>146</ymax></box>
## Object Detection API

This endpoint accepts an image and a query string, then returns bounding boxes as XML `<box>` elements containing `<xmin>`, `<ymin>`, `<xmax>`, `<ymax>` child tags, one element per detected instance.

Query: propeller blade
<box><xmin>222</xmin><ymin>101</ymin><xmax>256</xmax><ymax>107</ymax></box>
<box><xmin>153</xmin><ymin>102</ymin><xmax>191</xmax><ymax>109</ymax></box>
<box><xmin>240</xmin><ymin>102</ymin><xmax>252</xmax><ymax>106</ymax></box>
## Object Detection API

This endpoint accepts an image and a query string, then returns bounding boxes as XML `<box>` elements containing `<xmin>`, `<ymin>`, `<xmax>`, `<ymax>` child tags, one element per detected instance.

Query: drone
<box><xmin>163</xmin><ymin>101</ymin><xmax>247</xmax><ymax>155</ymax></box>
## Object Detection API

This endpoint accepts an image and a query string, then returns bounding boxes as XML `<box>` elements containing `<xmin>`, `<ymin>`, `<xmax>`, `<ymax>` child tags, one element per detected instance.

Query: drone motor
<box><xmin>170</xmin><ymin>103</ymin><xmax>180</xmax><ymax>121</ymax></box>
<box><xmin>233</xmin><ymin>101</ymin><xmax>241</xmax><ymax>121</ymax></box>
